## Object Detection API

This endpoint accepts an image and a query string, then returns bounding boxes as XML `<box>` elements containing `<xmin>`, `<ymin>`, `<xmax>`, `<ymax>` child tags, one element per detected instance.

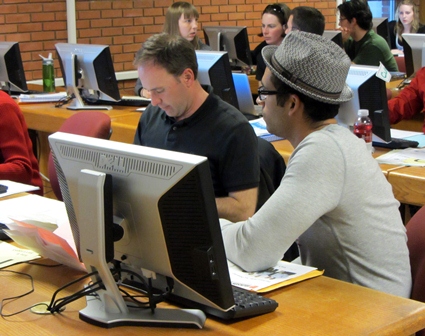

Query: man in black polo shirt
<box><xmin>133</xmin><ymin>33</ymin><xmax>260</xmax><ymax>222</ymax></box>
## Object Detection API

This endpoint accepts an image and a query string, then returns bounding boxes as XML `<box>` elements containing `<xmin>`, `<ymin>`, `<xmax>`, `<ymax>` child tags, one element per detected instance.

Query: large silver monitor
<box><xmin>203</xmin><ymin>26</ymin><xmax>252</xmax><ymax>68</ymax></box>
<box><xmin>0</xmin><ymin>42</ymin><xmax>28</xmax><ymax>93</ymax></box>
<box><xmin>49</xmin><ymin>132</ymin><xmax>234</xmax><ymax>327</ymax></box>
<box><xmin>402</xmin><ymin>33</ymin><xmax>425</xmax><ymax>77</ymax></box>
<box><xmin>55</xmin><ymin>43</ymin><xmax>120</xmax><ymax>110</ymax></box>
<box><xmin>337</xmin><ymin>64</ymin><xmax>391</xmax><ymax>143</ymax></box>
<box><xmin>196</xmin><ymin>50</ymin><xmax>239</xmax><ymax>109</ymax></box>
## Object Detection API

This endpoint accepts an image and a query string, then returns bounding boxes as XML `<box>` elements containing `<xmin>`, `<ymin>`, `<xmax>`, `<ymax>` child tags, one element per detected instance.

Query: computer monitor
<box><xmin>402</xmin><ymin>33</ymin><xmax>425</xmax><ymax>77</ymax></box>
<box><xmin>322</xmin><ymin>30</ymin><xmax>343</xmax><ymax>48</ymax></box>
<box><xmin>372</xmin><ymin>17</ymin><xmax>390</xmax><ymax>47</ymax></box>
<box><xmin>0</xmin><ymin>42</ymin><xmax>29</xmax><ymax>93</ymax></box>
<box><xmin>48</xmin><ymin>131</ymin><xmax>234</xmax><ymax>327</ymax></box>
<box><xmin>196</xmin><ymin>50</ymin><xmax>239</xmax><ymax>109</ymax></box>
<box><xmin>55</xmin><ymin>43</ymin><xmax>121</xmax><ymax>110</ymax></box>
<box><xmin>203</xmin><ymin>26</ymin><xmax>252</xmax><ymax>69</ymax></box>
<box><xmin>337</xmin><ymin>64</ymin><xmax>391</xmax><ymax>143</ymax></box>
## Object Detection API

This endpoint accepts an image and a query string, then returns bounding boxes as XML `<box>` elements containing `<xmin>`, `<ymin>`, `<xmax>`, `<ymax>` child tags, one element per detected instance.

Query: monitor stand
<box><xmin>67</xmin><ymin>87</ymin><xmax>112</xmax><ymax>110</ymax></box>
<box><xmin>76</xmin><ymin>169</ymin><xmax>206</xmax><ymax>329</ymax></box>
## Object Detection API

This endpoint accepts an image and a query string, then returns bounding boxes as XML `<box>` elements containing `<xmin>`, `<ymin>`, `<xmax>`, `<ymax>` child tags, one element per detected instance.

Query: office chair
<box><xmin>395</xmin><ymin>56</ymin><xmax>406</xmax><ymax>74</ymax></box>
<box><xmin>47</xmin><ymin>111</ymin><xmax>112</xmax><ymax>201</ymax></box>
<box><xmin>406</xmin><ymin>205</ymin><xmax>425</xmax><ymax>336</ymax></box>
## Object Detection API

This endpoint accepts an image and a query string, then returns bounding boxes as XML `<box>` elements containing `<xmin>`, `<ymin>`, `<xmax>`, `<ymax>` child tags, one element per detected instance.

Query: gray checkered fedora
<box><xmin>262</xmin><ymin>31</ymin><xmax>353</xmax><ymax>104</ymax></box>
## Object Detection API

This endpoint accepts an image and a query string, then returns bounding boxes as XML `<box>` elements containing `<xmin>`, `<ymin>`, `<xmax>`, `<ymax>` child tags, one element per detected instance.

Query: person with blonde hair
<box><xmin>135</xmin><ymin>2</ymin><xmax>211</xmax><ymax>97</ymax></box>
<box><xmin>389</xmin><ymin>0</ymin><xmax>425</xmax><ymax>52</ymax></box>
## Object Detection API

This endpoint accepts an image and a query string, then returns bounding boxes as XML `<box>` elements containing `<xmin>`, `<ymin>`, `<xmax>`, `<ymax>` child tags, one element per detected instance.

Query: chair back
<box><xmin>47</xmin><ymin>111</ymin><xmax>112</xmax><ymax>200</ymax></box>
<box><xmin>406</xmin><ymin>205</ymin><xmax>425</xmax><ymax>336</ymax></box>
<box><xmin>395</xmin><ymin>56</ymin><xmax>406</xmax><ymax>73</ymax></box>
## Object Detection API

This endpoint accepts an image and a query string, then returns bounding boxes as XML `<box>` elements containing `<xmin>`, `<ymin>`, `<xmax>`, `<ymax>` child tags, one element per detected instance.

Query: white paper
<box><xmin>376</xmin><ymin>62</ymin><xmax>391</xmax><ymax>82</ymax></box>
<box><xmin>376</xmin><ymin>147</ymin><xmax>425</xmax><ymax>166</ymax></box>
<box><xmin>249</xmin><ymin>117</ymin><xmax>270</xmax><ymax>137</ymax></box>
<box><xmin>228</xmin><ymin>260</ymin><xmax>317</xmax><ymax>292</ymax></box>
<box><xmin>0</xmin><ymin>194</ymin><xmax>84</xmax><ymax>271</ymax></box>
<box><xmin>0</xmin><ymin>180</ymin><xmax>39</xmax><ymax>198</ymax></box>
<box><xmin>0</xmin><ymin>241</ymin><xmax>40</xmax><ymax>268</ymax></box>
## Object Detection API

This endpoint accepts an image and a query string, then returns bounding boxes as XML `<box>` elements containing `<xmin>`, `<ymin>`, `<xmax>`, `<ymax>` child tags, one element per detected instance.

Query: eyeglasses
<box><xmin>265</xmin><ymin>4</ymin><xmax>284</xmax><ymax>17</ymax></box>
<box><xmin>258</xmin><ymin>86</ymin><xmax>279</xmax><ymax>101</ymax></box>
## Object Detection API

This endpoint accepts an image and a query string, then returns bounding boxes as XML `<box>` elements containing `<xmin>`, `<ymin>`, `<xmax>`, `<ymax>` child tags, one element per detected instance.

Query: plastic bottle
<box><xmin>353</xmin><ymin>109</ymin><xmax>373</xmax><ymax>153</ymax></box>
<box><xmin>41</xmin><ymin>53</ymin><xmax>55</xmax><ymax>92</ymax></box>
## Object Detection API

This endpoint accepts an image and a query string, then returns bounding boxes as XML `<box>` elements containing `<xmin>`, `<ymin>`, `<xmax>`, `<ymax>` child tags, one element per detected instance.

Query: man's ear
<box><xmin>182</xmin><ymin>68</ymin><xmax>194</xmax><ymax>86</ymax></box>
<box><xmin>288</xmin><ymin>94</ymin><xmax>300</xmax><ymax>116</ymax></box>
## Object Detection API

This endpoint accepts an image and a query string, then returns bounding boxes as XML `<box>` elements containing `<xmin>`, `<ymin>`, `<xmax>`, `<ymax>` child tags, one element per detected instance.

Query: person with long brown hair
<box><xmin>135</xmin><ymin>2</ymin><xmax>211</xmax><ymax>97</ymax></box>
<box><xmin>389</xmin><ymin>0</ymin><xmax>425</xmax><ymax>52</ymax></box>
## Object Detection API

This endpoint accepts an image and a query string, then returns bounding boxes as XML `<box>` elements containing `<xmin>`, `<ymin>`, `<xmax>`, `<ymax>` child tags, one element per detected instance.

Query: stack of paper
<box><xmin>249</xmin><ymin>117</ymin><xmax>284</xmax><ymax>142</ymax></box>
<box><xmin>0</xmin><ymin>194</ymin><xmax>85</xmax><ymax>272</ymax></box>
<box><xmin>18</xmin><ymin>92</ymin><xmax>68</xmax><ymax>103</ymax></box>
<box><xmin>228</xmin><ymin>260</ymin><xmax>323</xmax><ymax>293</ymax></box>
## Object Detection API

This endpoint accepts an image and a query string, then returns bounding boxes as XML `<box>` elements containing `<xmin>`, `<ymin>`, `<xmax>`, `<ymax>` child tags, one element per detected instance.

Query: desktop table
<box><xmin>1</xmin><ymin>254</ymin><xmax>425</xmax><ymax>335</ymax></box>
<box><xmin>19</xmin><ymin>102</ymin><xmax>425</xmax><ymax>206</ymax></box>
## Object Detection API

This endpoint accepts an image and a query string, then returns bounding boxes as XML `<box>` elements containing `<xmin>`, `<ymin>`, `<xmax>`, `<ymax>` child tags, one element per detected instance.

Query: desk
<box><xmin>2</xmin><ymin>259</ymin><xmax>425</xmax><ymax>335</ymax></box>
<box><xmin>20</xmin><ymin>103</ymin><xmax>425</xmax><ymax>206</ymax></box>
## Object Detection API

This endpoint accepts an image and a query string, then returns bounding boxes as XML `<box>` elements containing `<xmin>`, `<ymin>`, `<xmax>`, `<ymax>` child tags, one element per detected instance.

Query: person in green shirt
<box><xmin>337</xmin><ymin>0</ymin><xmax>398</xmax><ymax>72</ymax></box>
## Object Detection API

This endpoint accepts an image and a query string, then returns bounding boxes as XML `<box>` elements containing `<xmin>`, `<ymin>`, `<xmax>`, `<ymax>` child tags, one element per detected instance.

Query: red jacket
<box><xmin>0</xmin><ymin>91</ymin><xmax>43</xmax><ymax>195</ymax></box>
<box><xmin>388</xmin><ymin>67</ymin><xmax>425</xmax><ymax>134</ymax></box>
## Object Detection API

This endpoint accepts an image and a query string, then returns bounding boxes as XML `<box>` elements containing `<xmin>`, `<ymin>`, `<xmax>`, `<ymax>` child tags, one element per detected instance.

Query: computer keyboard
<box><xmin>0</xmin><ymin>223</ymin><xmax>11</xmax><ymax>241</ymax></box>
<box><xmin>373</xmin><ymin>137</ymin><xmax>419</xmax><ymax>150</ymax></box>
<box><xmin>170</xmin><ymin>286</ymin><xmax>278</xmax><ymax>320</ymax></box>
<box><xmin>3</xmin><ymin>89</ymin><xmax>45</xmax><ymax>96</ymax></box>
<box><xmin>85</xmin><ymin>96</ymin><xmax>151</xmax><ymax>107</ymax></box>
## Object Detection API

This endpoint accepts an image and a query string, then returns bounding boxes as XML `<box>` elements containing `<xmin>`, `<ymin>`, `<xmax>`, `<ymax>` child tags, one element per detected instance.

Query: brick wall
<box><xmin>0</xmin><ymin>0</ymin><xmax>338</xmax><ymax>93</ymax></box>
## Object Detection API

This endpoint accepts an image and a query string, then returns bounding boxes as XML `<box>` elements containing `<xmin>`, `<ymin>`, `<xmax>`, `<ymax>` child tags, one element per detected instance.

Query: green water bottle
<box><xmin>42</xmin><ymin>54</ymin><xmax>55</xmax><ymax>92</ymax></box>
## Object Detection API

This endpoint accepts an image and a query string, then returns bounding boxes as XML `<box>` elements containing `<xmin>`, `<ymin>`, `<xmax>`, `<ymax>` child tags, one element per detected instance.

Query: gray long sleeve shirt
<box><xmin>221</xmin><ymin>125</ymin><xmax>411</xmax><ymax>298</ymax></box>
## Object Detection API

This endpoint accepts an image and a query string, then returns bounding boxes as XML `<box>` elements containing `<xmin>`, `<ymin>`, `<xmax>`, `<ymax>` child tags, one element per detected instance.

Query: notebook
<box><xmin>232</xmin><ymin>73</ymin><xmax>262</xmax><ymax>117</ymax></box>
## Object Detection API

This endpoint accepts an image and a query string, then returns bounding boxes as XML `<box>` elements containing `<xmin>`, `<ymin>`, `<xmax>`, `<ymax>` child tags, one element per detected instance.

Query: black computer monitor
<box><xmin>196</xmin><ymin>50</ymin><xmax>239</xmax><ymax>109</ymax></box>
<box><xmin>337</xmin><ymin>64</ymin><xmax>391</xmax><ymax>143</ymax></box>
<box><xmin>203</xmin><ymin>26</ymin><xmax>252</xmax><ymax>69</ymax></box>
<box><xmin>322</xmin><ymin>30</ymin><xmax>343</xmax><ymax>48</ymax></box>
<box><xmin>402</xmin><ymin>33</ymin><xmax>425</xmax><ymax>77</ymax></box>
<box><xmin>55</xmin><ymin>43</ymin><xmax>121</xmax><ymax>110</ymax></box>
<box><xmin>0</xmin><ymin>42</ymin><xmax>29</xmax><ymax>93</ymax></box>
<box><xmin>49</xmin><ymin>131</ymin><xmax>235</xmax><ymax>328</ymax></box>
<box><xmin>372</xmin><ymin>17</ymin><xmax>390</xmax><ymax>47</ymax></box>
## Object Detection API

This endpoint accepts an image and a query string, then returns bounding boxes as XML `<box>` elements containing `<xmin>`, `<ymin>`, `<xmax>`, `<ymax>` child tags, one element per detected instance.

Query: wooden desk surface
<box><xmin>1</xmin><ymin>260</ymin><xmax>425</xmax><ymax>335</ymax></box>
<box><xmin>20</xmin><ymin>103</ymin><xmax>425</xmax><ymax>206</ymax></box>
<box><xmin>388</xmin><ymin>166</ymin><xmax>425</xmax><ymax>206</ymax></box>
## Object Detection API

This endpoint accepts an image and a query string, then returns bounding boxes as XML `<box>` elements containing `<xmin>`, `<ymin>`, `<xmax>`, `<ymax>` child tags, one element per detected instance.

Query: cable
<box><xmin>0</xmin><ymin>269</ymin><xmax>46</xmax><ymax>318</ymax></box>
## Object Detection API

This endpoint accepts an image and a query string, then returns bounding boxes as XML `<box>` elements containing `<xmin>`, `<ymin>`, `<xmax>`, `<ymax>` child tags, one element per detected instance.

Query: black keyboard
<box><xmin>0</xmin><ymin>223</ymin><xmax>11</xmax><ymax>241</ymax></box>
<box><xmin>85</xmin><ymin>96</ymin><xmax>151</xmax><ymax>107</ymax></box>
<box><xmin>373</xmin><ymin>138</ymin><xmax>419</xmax><ymax>149</ymax></box>
<box><xmin>3</xmin><ymin>89</ymin><xmax>45</xmax><ymax>96</ymax></box>
<box><xmin>170</xmin><ymin>286</ymin><xmax>278</xmax><ymax>320</ymax></box>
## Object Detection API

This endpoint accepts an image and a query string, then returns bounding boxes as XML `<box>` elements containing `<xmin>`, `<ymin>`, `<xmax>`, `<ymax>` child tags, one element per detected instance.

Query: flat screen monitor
<box><xmin>196</xmin><ymin>50</ymin><xmax>239</xmax><ymax>109</ymax></box>
<box><xmin>372</xmin><ymin>17</ymin><xmax>390</xmax><ymax>47</ymax></box>
<box><xmin>402</xmin><ymin>33</ymin><xmax>425</xmax><ymax>77</ymax></box>
<box><xmin>55</xmin><ymin>43</ymin><xmax>121</xmax><ymax>110</ymax></box>
<box><xmin>0</xmin><ymin>42</ymin><xmax>29</xmax><ymax>93</ymax></box>
<box><xmin>203</xmin><ymin>26</ymin><xmax>252</xmax><ymax>69</ymax></box>
<box><xmin>48</xmin><ymin>132</ymin><xmax>234</xmax><ymax>327</ymax></box>
<box><xmin>322</xmin><ymin>30</ymin><xmax>343</xmax><ymax>48</ymax></box>
<box><xmin>337</xmin><ymin>64</ymin><xmax>391</xmax><ymax>143</ymax></box>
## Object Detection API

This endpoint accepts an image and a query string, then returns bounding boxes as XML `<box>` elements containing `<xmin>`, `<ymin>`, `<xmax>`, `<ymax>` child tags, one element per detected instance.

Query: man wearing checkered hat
<box><xmin>220</xmin><ymin>31</ymin><xmax>411</xmax><ymax>298</ymax></box>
